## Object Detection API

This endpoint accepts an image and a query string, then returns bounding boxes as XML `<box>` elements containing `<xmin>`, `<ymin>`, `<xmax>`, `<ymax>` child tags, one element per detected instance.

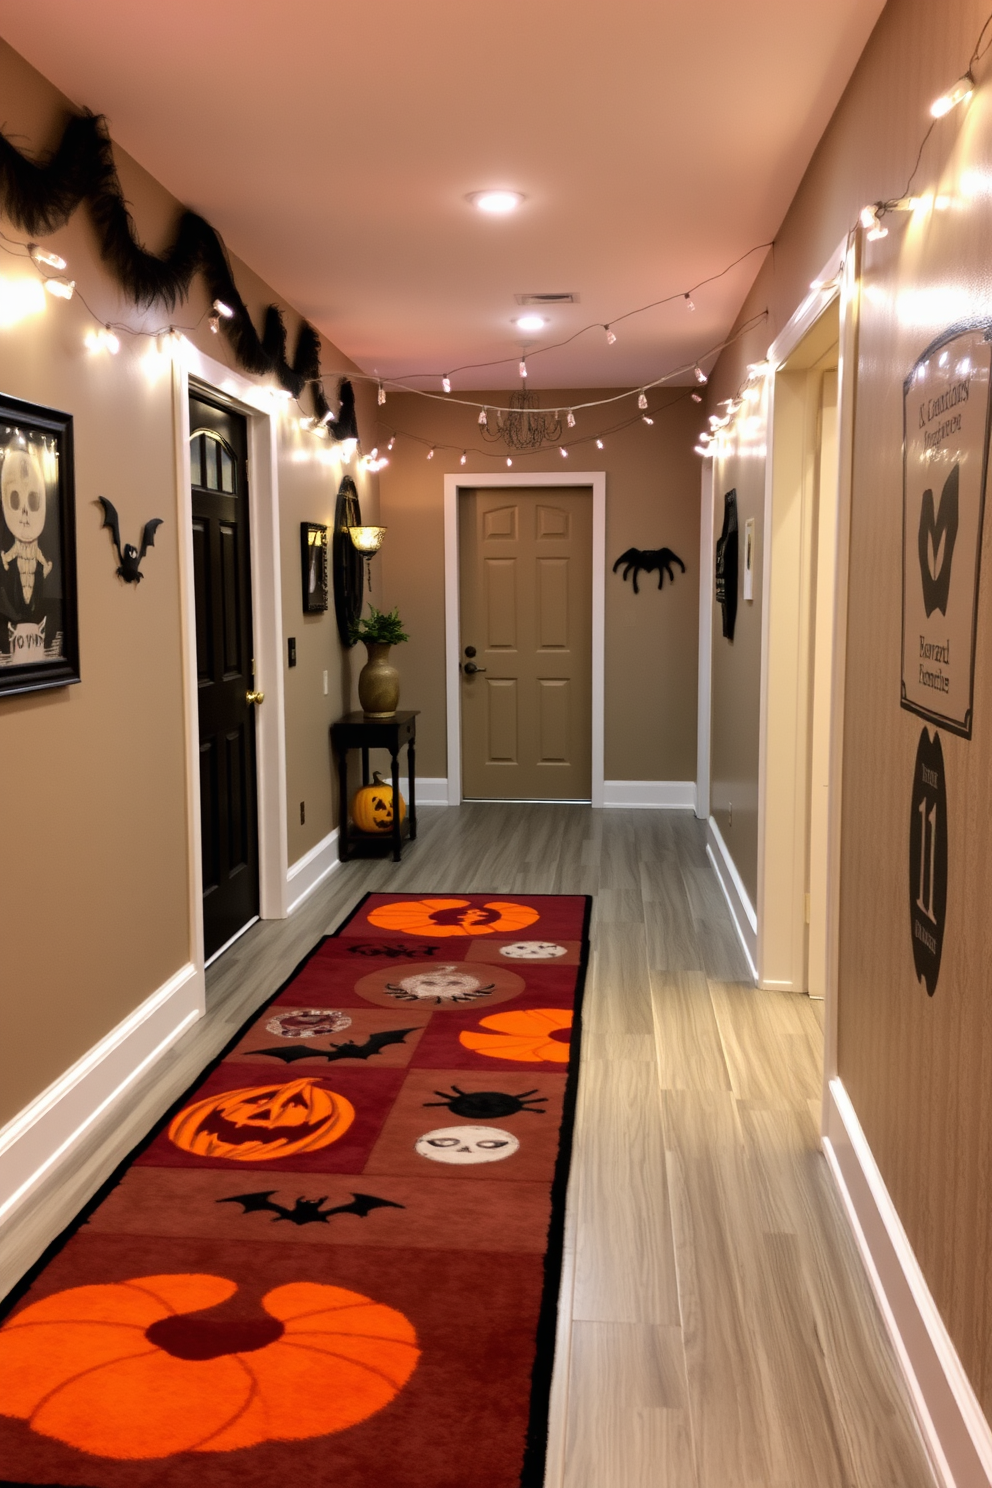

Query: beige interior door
<box><xmin>459</xmin><ymin>488</ymin><xmax>592</xmax><ymax>800</ymax></box>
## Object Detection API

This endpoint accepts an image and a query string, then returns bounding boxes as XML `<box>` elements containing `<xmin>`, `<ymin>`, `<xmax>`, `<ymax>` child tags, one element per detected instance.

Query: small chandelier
<box><xmin>482</xmin><ymin>389</ymin><xmax>562</xmax><ymax>452</ymax></box>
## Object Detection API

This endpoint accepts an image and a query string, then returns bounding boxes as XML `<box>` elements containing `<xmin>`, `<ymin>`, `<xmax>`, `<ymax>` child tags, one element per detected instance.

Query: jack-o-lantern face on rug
<box><xmin>384</xmin><ymin>965</ymin><xmax>496</xmax><ymax>1005</ymax></box>
<box><xmin>459</xmin><ymin>1008</ymin><xmax>573</xmax><ymax>1063</ymax></box>
<box><xmin>367</xmin><ymin>897</ymin><xmax>539</xmax><ymax>938</ymax></box>
<box><xmin>168</xmin><ymin>1079</ymin><xmax>355</xmax><ymax>1161</ymax></box>
<box><xmin>354</xmin><ymin>959</ymin><xmax>524</xmax><ymax>1011</ymax></box>
<box><xmin>0</xmin><ymin>1273</ymin><xmax>419</xmax><ymax>1459</ymax></box>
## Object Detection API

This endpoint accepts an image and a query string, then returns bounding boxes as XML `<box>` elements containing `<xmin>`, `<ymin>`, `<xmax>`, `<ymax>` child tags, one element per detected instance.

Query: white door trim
<box><xmin>696</xmin><ymin>459</ymin><xmax>715</xmax><ymax>819</ymax></box>
<box><xmin>172</xmin><ymin>345</ymin><xmax>290</xmax><ymax>970</ymax></box>
<box><xmin>443</xmin><ymin>472</ymin><xmax>606</xmax><ymax>807</ymax></box>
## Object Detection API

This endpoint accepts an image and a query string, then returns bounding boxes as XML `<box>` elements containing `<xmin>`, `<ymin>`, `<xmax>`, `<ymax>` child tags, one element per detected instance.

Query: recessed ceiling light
<box><xmin>468</xmin><ymin>190</ymin><xmax>524</xmax><ymax>214</ymax></box>
<box><xmin>515</xmin><ymin>314</ymin><xmax>546</xmax><ymax>333</ymax></box>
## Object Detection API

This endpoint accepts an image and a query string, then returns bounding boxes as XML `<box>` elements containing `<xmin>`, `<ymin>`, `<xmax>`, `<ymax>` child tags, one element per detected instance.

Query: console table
<box><xmin>330</xmin><ymin>710</ymin><xmax>418</xmax><ymax>862</ymax></box>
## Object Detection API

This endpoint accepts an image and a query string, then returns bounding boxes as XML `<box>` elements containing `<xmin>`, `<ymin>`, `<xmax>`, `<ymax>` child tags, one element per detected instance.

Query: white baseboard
<box><xmin>706</xmin><ymin>816</ymin><xmax>758</xmax><ymax>978</ymax></box>
<box><xmin>286</xmin><ymin>827</ymin><xmax>341</xmax><ymax>914</ymax></box>
<box><xmin>823</xmin><ymin>1078</ymin><xmax>992</xmax><ymax>1488</ymax></box>
<box><xmin>0</xmin><ymin>962</ymin><xmax>203</xmax><ymax>1232</ymax></box>
<box><xmin>602</xmin><ymin>779</ymin><xmax>697</xmax><ymax>809</ymax></box>
<box><xmin>398</xmin><ymin>777</ymin><xmax>449</xmax><ymax>806</ymax></box>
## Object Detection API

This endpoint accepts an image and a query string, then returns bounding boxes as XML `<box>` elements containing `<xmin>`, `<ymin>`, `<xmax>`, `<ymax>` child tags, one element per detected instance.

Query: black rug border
<box><xmin>0</xmin><ymin>889</ymin><xmax>594</xmax><ymax>1488</ymax></box>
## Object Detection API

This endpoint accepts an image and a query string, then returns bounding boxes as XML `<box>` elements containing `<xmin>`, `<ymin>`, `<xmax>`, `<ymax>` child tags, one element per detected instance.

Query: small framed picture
<box><xmin>0</xmin><ymin>394</ymin><xmax>79</xmax><ymax>697</ymax></box>
<box><xmin>301</xmin><ymin>521</ymin><xmax>329</xmax><ymax>613</ymax></box>
<box><xmin>743</xmin><ymin>516</ymin><xmax>755</xmax><ymax>602</ymax></box>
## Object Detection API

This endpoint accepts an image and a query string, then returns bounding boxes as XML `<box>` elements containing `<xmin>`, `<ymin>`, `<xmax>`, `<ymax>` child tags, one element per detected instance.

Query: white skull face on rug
<box><xmin>498</xmin><ymin>942</ymin><xmax>568</xmax><ymax>959</ymax></box>
<box><xmin>264</xmin><ymin>1009</ymin><xmax>353</xmax><ymax>1039</ymax></box>
<box><xmin>385</xmin><ymin>966</ymin><xmax>496</xmax><ymax>1004</ymax></box>
<box><xmin>415</xmin><ymin>1125</ymin><xmax>520</xmax><ymax>1164</ymax></box>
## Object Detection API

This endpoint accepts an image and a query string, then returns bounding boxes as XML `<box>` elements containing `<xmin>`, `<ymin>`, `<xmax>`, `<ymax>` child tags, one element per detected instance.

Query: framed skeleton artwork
<box><xmin>0</xmin><ymin>394</ymin><xmax>79</xmax><ymax>697</ymax></box>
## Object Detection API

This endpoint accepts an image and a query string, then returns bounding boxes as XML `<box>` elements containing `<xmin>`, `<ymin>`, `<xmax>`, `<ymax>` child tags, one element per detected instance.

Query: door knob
<box><xmin>463</xmin><ymin>662</ymin><xmax>486</xmax><ymax>675</ymax></box>
<box><xmin>246</xmin><ymin>689</ymin><xmax>265</xmax><ymax>705</ymax></box>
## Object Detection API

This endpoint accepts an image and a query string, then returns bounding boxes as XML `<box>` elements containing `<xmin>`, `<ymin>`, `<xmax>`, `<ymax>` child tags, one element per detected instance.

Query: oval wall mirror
<box><xmin>333</xmin><ymin>475</ymin><xmax>364</xmax><ymax>646</ymax></box>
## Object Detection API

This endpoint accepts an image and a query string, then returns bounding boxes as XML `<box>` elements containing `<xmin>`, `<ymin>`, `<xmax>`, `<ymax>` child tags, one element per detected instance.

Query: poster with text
<box><xmin>902</xmin><ymin>326</ymin><xmax>992</xmax><ymax>737</ymax></box>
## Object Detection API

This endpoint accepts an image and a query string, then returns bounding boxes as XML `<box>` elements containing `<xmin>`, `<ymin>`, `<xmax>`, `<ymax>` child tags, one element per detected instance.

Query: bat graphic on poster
<box><xmin>251</xmin><ymin>1027</ymin><xmax>418</xmax><ymax>1064</ymax></box>
<box><xmin>218</xmin><ymin>1190</ymin><xmax>404</xmax><ymax>1226</ymax></box>
<box><xmin>97</xmin><ymin>496</ymin><xmax>163</xmax><ymax>583</ymax></box>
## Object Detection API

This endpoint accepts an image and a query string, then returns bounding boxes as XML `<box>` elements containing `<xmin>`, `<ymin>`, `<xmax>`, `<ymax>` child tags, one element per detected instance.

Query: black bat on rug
<box><xmin>612</xmin><ymin>546</ymin><xmax>685</xmax><ymax>594</ymax></box>
<box><xmin>347</xmin><ymin>943</ymin><xmax>442</xmax><ymax>957</ymax></box>
<box><xmin>218</xmin><ymin>1191</ymin><xmax>404</xmax><ymax>1226</ymax></box>
<box><xmin>97</xmin><ymin>496</ymin><xmax>163</xmax><ymax>583</ymax></box>
<box><xmin>251</xmin><ymin>1027</ymin><xmax>418</xmax><ymax>1064</ymax></box>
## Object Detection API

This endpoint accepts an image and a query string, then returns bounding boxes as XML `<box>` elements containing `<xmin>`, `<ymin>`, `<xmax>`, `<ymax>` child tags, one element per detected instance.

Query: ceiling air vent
<box><xmin>514</xmin><ymin>292</ymin><xmax>579</xmax><ymax>305</ymax></box>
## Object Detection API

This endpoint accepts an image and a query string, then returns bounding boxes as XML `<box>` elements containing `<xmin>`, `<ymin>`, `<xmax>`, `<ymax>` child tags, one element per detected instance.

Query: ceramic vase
<box><xmin>358</xmin><ymin>641</ymin><xmax>400</xmax><ymax>717</ymax></box>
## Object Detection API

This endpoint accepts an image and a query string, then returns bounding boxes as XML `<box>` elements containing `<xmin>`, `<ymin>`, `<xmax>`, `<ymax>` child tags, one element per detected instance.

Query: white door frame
<box><xmin>170</xmin><ymin>342</ymin><xmax>290</xmax><ymax>978</ymax></box>
<box><xmin>443</xmin><ymin>472</ymin><xmax>606</xmax><ymax>807</ymax></box>
<box><xmin>695</xmin><ymin>459</ymin><xmax>715</xmax><ymax>819</ymax></box>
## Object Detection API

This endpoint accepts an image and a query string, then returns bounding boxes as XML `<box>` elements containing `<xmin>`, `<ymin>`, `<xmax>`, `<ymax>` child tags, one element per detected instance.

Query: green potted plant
<box><xmin>349</xmin><ymin>605</ymin><xmax>409</xmax><ymax>717</ymax></box>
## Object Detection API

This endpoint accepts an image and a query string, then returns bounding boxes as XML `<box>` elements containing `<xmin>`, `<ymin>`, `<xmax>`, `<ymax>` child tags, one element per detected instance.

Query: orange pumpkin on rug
<box><xmin>459</xmin><ymin>1008</ymin><xmax>573</xmax><ymax>1062</ymax></box>
<box><xmin>168</xmin><ymin>1078</ymin><xmax>354</xmax><ymax>1161</ymax></box>
<box><xmin>0</xmin><ymin>1274</ymin><xmax>420</xmax><ymax>1459</ymax></box>
<box><xmin>352</xmin><ymin>772</ymin><xmax>406</xmax><ymax>833</ymax></box>
<box><xmin>368</xmin><ymin>897</ymin><xmax>539</xmax><ymax>937</ymax></box>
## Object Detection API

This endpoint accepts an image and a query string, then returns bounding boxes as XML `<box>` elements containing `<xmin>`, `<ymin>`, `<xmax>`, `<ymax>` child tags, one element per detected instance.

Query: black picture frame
<box><xmin>332</xmin><ymin>476</ymin><xmax>364</xmax><ymax>646</ymax></box>
<box><xmin>0</xmin><ymin>393</ymin><xmax>79</xmax><ymax>697</ymax></box>
<box><xmin>301</xmin><ymin>521</ymin><xmax>329</xmax><ymax>613</ymax></box>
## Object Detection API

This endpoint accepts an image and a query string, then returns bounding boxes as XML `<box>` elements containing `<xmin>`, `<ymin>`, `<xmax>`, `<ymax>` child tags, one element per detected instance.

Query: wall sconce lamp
<box><xmin>348</xmin><ymin>525</ymin><xmax>386</xmax><ymax>591</ymax></box>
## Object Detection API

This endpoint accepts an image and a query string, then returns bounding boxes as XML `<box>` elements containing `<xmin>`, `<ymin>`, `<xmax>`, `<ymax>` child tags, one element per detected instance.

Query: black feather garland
<box><xmin>0</xmin><ymin>110</ymin><xmax>347</xmax><ymax>427</ymax></box>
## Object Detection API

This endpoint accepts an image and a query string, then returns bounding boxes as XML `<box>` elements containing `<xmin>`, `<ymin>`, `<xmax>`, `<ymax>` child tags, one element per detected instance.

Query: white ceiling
<box><xmin>0</xmin><ymin>0</ymin><xmax>884</xmax><ymax>389</ymax></box>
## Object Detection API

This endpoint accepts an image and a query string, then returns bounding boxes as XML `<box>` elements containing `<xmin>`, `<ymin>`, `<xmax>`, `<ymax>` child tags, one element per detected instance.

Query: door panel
<box><xmin>190</xmin><ymin>393</ymin><xmax>259</xmax><ymax>959</ymax></box>
<box><xmin>460</xmin><ymin>488</ymin><xmax>592</xmax><ymax>800</ymax></box>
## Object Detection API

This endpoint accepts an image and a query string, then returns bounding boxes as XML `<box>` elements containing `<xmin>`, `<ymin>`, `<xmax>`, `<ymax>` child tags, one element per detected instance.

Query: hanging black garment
<box><xmin>715</xmin><ymin>488</ymin><xmax>739</xmax><ymax>641</ymax></box>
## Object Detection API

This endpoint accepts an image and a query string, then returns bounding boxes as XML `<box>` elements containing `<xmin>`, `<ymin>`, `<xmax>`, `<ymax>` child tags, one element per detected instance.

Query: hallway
<box><xmin>14</xmin><ymin>805</ymin><xmax>936</xmax><ymax>1485</ymax></box>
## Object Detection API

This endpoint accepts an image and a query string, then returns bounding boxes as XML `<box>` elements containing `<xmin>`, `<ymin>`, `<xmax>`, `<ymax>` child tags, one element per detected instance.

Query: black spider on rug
<box><xmin>423</xmin><ymin>1087</ymin><xmax>547</xmax><ymax>1120</ymax></box>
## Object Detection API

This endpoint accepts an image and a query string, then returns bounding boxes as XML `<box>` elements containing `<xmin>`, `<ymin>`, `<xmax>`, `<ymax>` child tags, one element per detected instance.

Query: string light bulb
<box><xmin>519</xmin><ymin>359</ymin><xmax>527</xmax><ymax>378</ymax></box>
<box><xmin>694</xmin><ymin>364</ymin><xmax>708</xmax><ymax>384</ymax></box>
<box><xmin>44</xmin><ymin>277</ymin><xmax>74</xmax><ymax>300</ymax></box>
<box><xmin>442</xmin><ymin>375</ymin><xmax>451</xmax><ymax>393</ymax></box>
<box><xmin>479</xmin><ymin>408</ymin><xmax>488</xmax><ymax>427</ymax></box>
<box><xmin>28</xmin><ymin>244</ymin><xmax>67</xmax><ymax>271</ymax></box>
<box><xmin>684</xmin><ymin>293</ymin><xmax>695</xmax><ymax>311</ymax></box>
<box><xmin>931</xmin><ymin>72</ymin><xmax>973</xmax><ymax>118</ymax></box>
<box><xmin>642</xmin><ymin>415</ymin><xmax>654</xmax><ymax>426</ymax></box>
<box><xmin>427</xmin><ymin>446</ymin><xmax>435</xmax><ymax>460</ymax></box>
<box><xmin>507</xmin><ymin>457</ymin><xmax>513</xmax><ymax>467</ymax></box>
<box><xmin>567</xmin><ymin>410</ymin><xmax>576</xmax><ymax>427</ymax></box>
<box><xmin>387</xmin><ymin>435</ymin><xmax>396</xmax><ymax>450</ymax></box>
<box><xmin>596</xmin><ymin>438</ymin><xmax>604</xmax><ymax>450</ymax></box>
<box><xmin>860</xmin><ymin>204</ymin><xmax>888</xmax><ymax>240</ymax></box>
<box><xmin>637</xmin><ymin>391</ymin><xmax>648</xmax><ymax>410</ymax></box>
<box><xmin>560</xmin><ymin>446</ymin><xmax>568</xmax><ymax>458</ymax></box>
<box><xmin>209</xmin><ymin>313</ymin><xmax>220</xmax><ymax>333</ymax></box>
<box><xmin>604</xmin><ymin>325</ymin><xmax>617</xmax><ymax>345</ymax></box>
<box><xmin>460</xmin><ymin>451</ymin><xmax>467</xmax><ymax>465</ymax></box>
<box><xmin>212</xmin><ymin>299</ymin><xmax>234</xmax><ymax>319</ymax></box>
<box><xmin>378</xmin><ymin>383</ymin><xmax>386</xmax><ymax>405</ymax></box>
<box><xmin>85</xmin><ymin>326</ymin><xmax>120</xmax><ymax>354</ymax></box>
<box><xmin>691</xmin><ymin>392</ymin><xmax>702</xmax><ymax>403</ymax></box>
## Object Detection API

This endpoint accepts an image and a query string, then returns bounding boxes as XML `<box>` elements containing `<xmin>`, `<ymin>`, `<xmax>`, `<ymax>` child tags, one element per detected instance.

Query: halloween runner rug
<box><xmin>0</xmin><ymin>892</ymin><xmax>591</xmax><ymax>1488</ymax></box>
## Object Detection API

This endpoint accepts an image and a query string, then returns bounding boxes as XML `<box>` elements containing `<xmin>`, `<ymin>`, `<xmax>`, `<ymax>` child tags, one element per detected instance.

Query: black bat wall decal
<box><xmin>612</xmin><ymin>546</ymin><xmax>685</xmax><ymax>594</ymax></box>
<box><xmin>97</xmin><ymin>496</ymin><xmax>163</xmax><ymax>583</ymax></box>
<box><xmin>218</xmin><ymin>1191</ymin><xmax>404</xmax><ymax>1226</ymax></box>
<box><xmin>252</xmin><ymin>1027</ymin><xmax>418</xmax><ymax>1064</ymax></box>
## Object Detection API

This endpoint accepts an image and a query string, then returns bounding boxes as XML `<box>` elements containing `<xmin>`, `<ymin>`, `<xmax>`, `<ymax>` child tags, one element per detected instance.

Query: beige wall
<box><xmin>706</xmin><ymin>0</ymin><xmax>992</xmax><ymax>1414</ymax></box>
<box><xmin>378</xmin><ymin>391</ymin><xmax>701</xmax><ymax>783</ymax></box>
<box><xmin>0</xmin><ymin>40</ymin><xmax>376</xmax><ymax>1126</ymax></box>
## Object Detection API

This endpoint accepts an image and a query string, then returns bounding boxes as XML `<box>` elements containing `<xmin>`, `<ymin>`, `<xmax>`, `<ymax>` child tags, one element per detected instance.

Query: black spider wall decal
<box><xmin>612</xmin><ymin>546</ymin><xmax>685</xmax><ymax>594</ymax></box>
<box><xmin>423</xmin><ymin>1086</ymin><xmax>547</xmax><ymax>1120</ymax></box>
<box><xmin>97</xmin><ymin>496</ymin><xmax>163</xmax><ymax>583</ymax></box>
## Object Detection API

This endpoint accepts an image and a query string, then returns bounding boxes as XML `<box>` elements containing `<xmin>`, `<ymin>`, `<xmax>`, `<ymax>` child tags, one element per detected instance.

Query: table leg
<box><xmin>361</xmin><ymin>745</ymin><xmax>370</xmax><ymax>786</ymax></box>
<box><xmin>408</xmin><ymin>738</ymin><xmax>417</xmax><ymax>839</ymax></box>
<box><xmin>390</xmin><ymin>747</ymin><xmax>402</xmax><ymax>862</ymax></box>
<box><xmin>337</xmin><ymin>747</ymin><xmax>351</xmax><ymax>861</ymax></box>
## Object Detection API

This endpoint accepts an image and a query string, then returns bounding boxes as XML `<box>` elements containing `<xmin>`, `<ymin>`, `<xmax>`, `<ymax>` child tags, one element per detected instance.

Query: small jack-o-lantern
<box><xmin>0</xmin><ymin>1273</ymin><xmax>420</xmax><ymax>1459</ymax></box>
<box><xmin>459</xmin><ymin>1008</ymin><xmax>573</xmax><ymax>1062</ymax></box>
<box><xmin>352</xmin><ymin>772</ymin><xmax>406</xmax><ymax>833</ymax></box>
<box><xmin>168</xmin><ymin>1078</ymin><xmax>355</xmax><ymax>1161</ymax></box>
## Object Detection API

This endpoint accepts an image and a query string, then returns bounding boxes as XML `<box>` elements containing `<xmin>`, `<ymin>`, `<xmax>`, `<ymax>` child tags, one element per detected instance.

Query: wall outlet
<box><xmin>300</xmin><ymin>801</ymin><xmax>305</xmax><ymax>825</ymax></box>
<box><xmin>323</xmin><ymin>669</ymin><xmax>328</xmax><ymax>696</ymax></box>
<box><xmin>288</xmin><ymin>637</ymin><xmax>297</xmax><ymax>667</ymax></box>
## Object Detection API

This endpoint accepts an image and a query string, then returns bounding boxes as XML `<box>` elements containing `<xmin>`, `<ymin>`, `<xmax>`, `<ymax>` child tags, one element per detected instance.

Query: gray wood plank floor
<box><xmin>2</xmin><ymin>805</ymin><xmax>936</xmax><ymax>1486</ymax></box>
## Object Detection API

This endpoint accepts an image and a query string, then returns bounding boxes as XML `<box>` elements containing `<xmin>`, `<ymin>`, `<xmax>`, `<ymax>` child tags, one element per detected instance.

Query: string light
<box><xmin>559</xmin><ymin>446</ymin><xmax>568</xmax><ymax>458</ymax></box>
<box><xmin>567</xmin><ymin>410</ymin><xmax>576</xmax><ymax>427</ymax></box>
<box><xmin>642</xmin><ymin>415</ymin><xmax>654</xmax><ymax>426</ymax></box>
<box><xmin>507</xmin><ymin>457</ymin><xmax>512</xmax><ymax>467</ymax></box>
<box><xmin>212</xmin><ymin>298</ymin><xmax>234</xmax><ymax>319</ymax></box>
<box><xmin>596</xmin><ymin>438</ymin><xmax>604</xmax><ymax>450</ymax></box>
<box><xmin>44</xmin><ymin>277</ymin><xmax>74</xmax><ymax>300</ymax></box>
<box><xmin>637</xmin><ymin>391</ymin><xmax>648</xmax><ymax>409</ymax></box>
<box><xmin>460</xmin><ymin>451</ymin><xmax>467</xmax><ymax>465</ymax></box>
<box><xmin>931</xmin><ymin>72</ymin><xmax>974</xmax><ymax>117</ymax></box>
<box><xmin>860</xmin><ymin>204</ymin><xmax>888</xmax><ymax>240</ymax></box>
<box><xmin>427</xmin><ymin>446</ymin><xmax>435</xmax><ymax>460</ymax></box>
<box><xmin>28</xmin><ymin>244</ymin><xmax>67</xmax><ymax>271</ymax></box>
<box><xmin>321</xmin><ymin>409</ymin><xmax>336</xmax><ymax>425</ymax></box>
<box><xmin>478</xmin><ymin>408</ymin><xmax>488</xmax><ymax>427</ymax></box>
<box><xmin>84</xmin><ymin>325</ymin><xmax>120</xmax><ymax>354</ymax></box>
<box><xmin>0</xmin><ymin>277</ymin><xmax>46</xmax><ymax>326</ymax></box>
<box><xmin>209</xmin><ymin>313</ymin><xmax>220</xmax><ymax>333</ymax></box>
<box><xmin>442</xmin><ymin>375</ymin><xmax>451</xmax><ymax>393</ymax></box>
<box><xmin>693</xmin><ymin>364</ymin><xmax>708</xmax><ymax>384</ymax></box>
<box><xmin>387</xmin><ymin>435</ymin><xmax>395</xmax><ymax>450</ymax></box>
<box><xmin>604</xmin><ymin>325</ymin><xmax>617</xmax><ymax>345</ymax></box>
<box><xmin>378</xmin><ymin>383</ymin><xmax>386</xmax><ymax>405</ymax></box>
<box><xmin>691</xmin><ymin>392</ymin><xmax>702</xmax><ymax>402</ymax></box>
<box><xmin>519</xmin><ymin>359</ymin><xmax>527</xmax><ymax>378</ymax></box>
<box><xmin>685</xmin><ymin>293</ymin><xmax>695</xmax><ymax>311</ymax></box>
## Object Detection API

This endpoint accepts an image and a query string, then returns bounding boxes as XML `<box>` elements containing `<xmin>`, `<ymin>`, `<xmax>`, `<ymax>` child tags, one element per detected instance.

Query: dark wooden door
<box><xmin>190</xmin><ymin>394</ymin><xmax>259</xmax><ymax>960</ymax></box>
